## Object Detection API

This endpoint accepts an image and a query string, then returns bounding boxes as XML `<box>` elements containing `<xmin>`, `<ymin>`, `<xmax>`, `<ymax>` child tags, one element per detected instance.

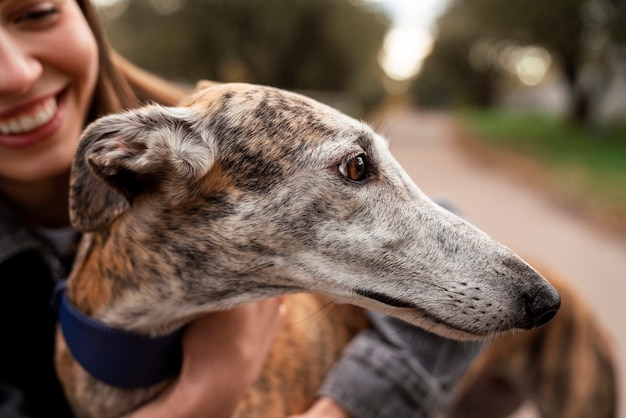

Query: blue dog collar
<box><xmin>52</xmin><ymin>280</ymin><xmax>182</xmax><ymax>388</ymax></box>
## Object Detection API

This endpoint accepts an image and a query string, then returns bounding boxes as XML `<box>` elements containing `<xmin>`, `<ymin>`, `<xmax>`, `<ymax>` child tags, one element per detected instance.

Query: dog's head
<box><xmin>70</xmin><ymin>82</ymin><xmax>559</xmax><ymax>339</ymax></box>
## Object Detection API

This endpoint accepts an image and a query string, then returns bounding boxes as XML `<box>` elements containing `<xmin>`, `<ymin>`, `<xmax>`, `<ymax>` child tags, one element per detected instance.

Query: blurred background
<box><xmin>94</xmin><ymin>0</ymin><xmax>626</xmax><ymax>233</ymax></box>
<box><xmin>95</xmin><ymin>0</ymin><xmax>625</xmax><ymax>416</ymax></box>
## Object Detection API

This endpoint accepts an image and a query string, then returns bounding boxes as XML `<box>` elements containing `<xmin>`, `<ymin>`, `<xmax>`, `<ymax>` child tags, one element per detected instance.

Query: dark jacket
<box><xmin>0</xmin><ymin>195</ymin><xmax>74</xmax><ymax>417</ymax></box>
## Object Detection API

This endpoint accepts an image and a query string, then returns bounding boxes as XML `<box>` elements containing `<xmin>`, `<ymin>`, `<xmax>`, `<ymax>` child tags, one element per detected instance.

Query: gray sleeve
<box><xmin>317</xmin><ymin>311</ymin><xmax>484</xmax><ymax>418</ymax></box>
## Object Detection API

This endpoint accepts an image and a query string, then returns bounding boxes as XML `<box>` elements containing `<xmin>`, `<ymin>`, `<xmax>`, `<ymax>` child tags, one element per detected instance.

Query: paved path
<box><xmin>372</xmin><ymin>109</ymin><xmax>626</xmax><ymax>418</ymax></box>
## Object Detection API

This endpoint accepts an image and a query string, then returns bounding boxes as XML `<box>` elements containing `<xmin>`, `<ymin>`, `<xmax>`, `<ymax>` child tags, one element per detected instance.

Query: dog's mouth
<box><xmin>353</xmin><ymin>287</ymin><xmax>491</xmax><ymax>339</ymax></box>
<box><xmin>354</xmin><ymin>288</ymin><xmax>417</xmax><ymax>309</ymax></box>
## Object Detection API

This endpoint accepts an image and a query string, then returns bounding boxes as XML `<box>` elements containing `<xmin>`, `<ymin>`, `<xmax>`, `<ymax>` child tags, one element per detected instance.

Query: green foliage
<box><xmin>462</xmin><ymin>110</ymin><xmax>626</xmax><ymax>208</ymax></box>
<box><xmin>99</xmin><ymin>0</ymin><xmax>390</xmax><ymax>114</ymax></box>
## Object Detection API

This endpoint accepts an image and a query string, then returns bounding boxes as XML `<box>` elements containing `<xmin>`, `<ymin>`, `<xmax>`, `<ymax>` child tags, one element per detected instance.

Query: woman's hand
<box><xmin>130</xmin><ymin>297</ymin><xmax>286</xmax><ymax>418</ymax></box>
<box><xmin>287</xmin><ymin>397</ymin><xmax>354</xmax><ymax>418</ymax></box>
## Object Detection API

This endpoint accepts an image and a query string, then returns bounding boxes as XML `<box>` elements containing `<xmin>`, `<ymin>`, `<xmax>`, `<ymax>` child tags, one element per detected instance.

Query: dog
<box><xmin>55</xmin><ymin>82</ymin><xmax>565</xmax><ymax>417</ymax></box>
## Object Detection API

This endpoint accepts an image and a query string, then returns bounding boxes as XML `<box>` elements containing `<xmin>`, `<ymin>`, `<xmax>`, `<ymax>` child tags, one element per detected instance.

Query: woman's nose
<box><xmin>0</xmin><ymin>29</ymin><xmax>43</xmax><ymax>95</ymax></box>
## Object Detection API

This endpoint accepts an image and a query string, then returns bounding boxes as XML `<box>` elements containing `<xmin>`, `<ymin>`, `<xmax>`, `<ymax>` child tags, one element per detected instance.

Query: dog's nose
<box><xmin>520</xmin><ymin>283</ymin><xmax>561</xmax><ymax>329</ymax></box>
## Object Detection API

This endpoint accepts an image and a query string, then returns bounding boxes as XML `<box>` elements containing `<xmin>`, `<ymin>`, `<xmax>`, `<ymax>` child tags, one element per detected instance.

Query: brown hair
<box><xmin>77</xmin><ymin>0</ymin><xmax>191</xmax><ymax>124</ymax></box>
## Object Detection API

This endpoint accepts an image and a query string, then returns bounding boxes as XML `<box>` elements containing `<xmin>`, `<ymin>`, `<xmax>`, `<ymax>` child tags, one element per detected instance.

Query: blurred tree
<box><xmin>412</xmin><ymin>0</ymin><xmax>626</xmax><ymax>124</ymax></box>
<box><xmin>466</xmin><ymin>0</ymin><xmax>589</xmax><ymax>123</ymax></box>
<box><xmin>411</xmin><ymin>6</ymin><xmax>498</xmax><ymax>108</ymax></box>
<box><xmin>606</xmin><ymin>0</ymin><xmax>626</xmax><ymax>43</ymax></box>
<box><xmin>99</xmin><ymin>0</ymin><xmax>390</xmax><ymax>113</ymax></box>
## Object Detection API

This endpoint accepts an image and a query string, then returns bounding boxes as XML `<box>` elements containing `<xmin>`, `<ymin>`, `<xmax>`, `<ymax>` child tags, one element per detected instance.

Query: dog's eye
<box><xmin>339</xmin><ymin>154</ymin><xmax>371</xmax><ymax>182</ymax></box>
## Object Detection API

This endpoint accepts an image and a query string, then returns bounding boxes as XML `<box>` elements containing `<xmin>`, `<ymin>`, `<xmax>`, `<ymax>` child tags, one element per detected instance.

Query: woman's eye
<box><xmin>13</xmin><ymin>5</ymin><xmax>60</xmax><ymax>25</ymax></box>
<box><xmin>339</xmin><ymin>154</ymin><xmax>372</xmax><ymax>182</ymax></box>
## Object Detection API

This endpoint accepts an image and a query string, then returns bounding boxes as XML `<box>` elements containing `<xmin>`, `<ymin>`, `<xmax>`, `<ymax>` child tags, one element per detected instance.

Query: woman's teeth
<box><xmin>0</xmin><ymin>97</ymin><xmax>57</xmax><ymax>135</ymax></box>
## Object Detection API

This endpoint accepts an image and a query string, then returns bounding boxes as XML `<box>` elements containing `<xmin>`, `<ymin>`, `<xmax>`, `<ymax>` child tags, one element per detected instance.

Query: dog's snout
<box><xmin>497</xmin><ymin>256</ymin><xmax>560</xmax><ymax>330</ymax></box>
<box><xmin>520</xmin><ymin>284</ymin><xmax>561</xmax><ymax>329</ymax></box>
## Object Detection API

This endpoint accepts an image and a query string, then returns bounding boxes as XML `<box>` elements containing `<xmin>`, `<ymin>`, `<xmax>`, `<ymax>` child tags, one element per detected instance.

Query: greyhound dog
<box><xmin>55</xmin><ymin>82</ymin><xmax>564</xmax><ymax>417</ymax></box>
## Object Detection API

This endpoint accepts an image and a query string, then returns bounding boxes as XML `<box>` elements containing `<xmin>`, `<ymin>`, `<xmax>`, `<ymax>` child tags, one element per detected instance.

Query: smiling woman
<box><xmin>0</xmin><ymin>0</ymin><xmax>98</xmax><ymax>195</ymax></box>
<box><xmin>0</xmin><ymin>1</ymin><xmax>288</xmax><ymax>417</ymax></box>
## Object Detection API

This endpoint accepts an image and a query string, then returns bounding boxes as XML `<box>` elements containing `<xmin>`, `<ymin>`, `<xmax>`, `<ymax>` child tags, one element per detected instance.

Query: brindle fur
<box><xmin>57</xmin><ymin>83</ymin><xmax>577</xmax><ymax>417</ymax></box>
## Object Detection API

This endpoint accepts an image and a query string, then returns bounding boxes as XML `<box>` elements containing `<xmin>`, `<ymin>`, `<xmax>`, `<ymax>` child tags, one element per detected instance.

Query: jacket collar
<box><xmin>0</xmin><ymin>194</ymin><xmax>39</xmax><ymax>260</ymax></box>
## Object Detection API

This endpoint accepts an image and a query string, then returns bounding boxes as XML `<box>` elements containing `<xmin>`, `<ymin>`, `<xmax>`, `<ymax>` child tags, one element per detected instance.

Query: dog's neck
<box><xmin>66</xmin><ymin>228</ymin><xmax>293</xmax><ymax>336</ymax></box>
<box><xmin>67</xmin><ymin>234</ymin><xmax>113</xmax><ymax>317</ymax></box>
<box><xmin>66</xmin><ymin>232</ymin><xmax>192</xmax><ymax>336</ymax></box>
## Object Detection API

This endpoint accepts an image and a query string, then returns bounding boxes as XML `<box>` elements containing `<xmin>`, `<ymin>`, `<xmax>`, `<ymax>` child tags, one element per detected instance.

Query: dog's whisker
<box><xmin>283</xmin><ymin>298</ymin><xmax>338</xmax><ymax>327</ymax></box>
<box><xmin>234</xmin><ymin>262</ymin><xmax>275</xmax><ymax>276</ymax></box>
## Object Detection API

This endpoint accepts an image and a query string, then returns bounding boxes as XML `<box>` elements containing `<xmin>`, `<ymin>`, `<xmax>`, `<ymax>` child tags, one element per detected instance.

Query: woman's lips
<box><xmin>0</xmin><ymin>93</ymin><xmax>64</xmax><ymax>149</ymax></box>
<box><xmin>0</xmin><ymin>96</ymin><xmax>57</xmax><ymax>135</ymax></box>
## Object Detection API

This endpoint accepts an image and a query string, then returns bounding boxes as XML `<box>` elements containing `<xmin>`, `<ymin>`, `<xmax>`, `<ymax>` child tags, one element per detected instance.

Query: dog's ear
<box><xmin>70</xmin><ymin>104</ymin><xmax>215</xmax><ymax>232</ymax></box>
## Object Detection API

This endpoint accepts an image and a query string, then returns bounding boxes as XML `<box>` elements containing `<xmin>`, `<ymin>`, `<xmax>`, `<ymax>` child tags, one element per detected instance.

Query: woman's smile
<box><xmin>0</xmin><ymin>95</ymin><xmax>57</xmax><ymax>135</ymax></box>
<box><xmin>0</xmin><ymin>91</ymin><xmax>65</xmax><ymax>149</ymax></box>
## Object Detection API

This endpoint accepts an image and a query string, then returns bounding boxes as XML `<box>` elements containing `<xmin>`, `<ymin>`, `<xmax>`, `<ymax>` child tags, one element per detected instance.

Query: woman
<box><xmin>0</xmin><ymin>1</ymin><xmax>284</xmax><ymax>416</ymax></box>
<box><xmin>0</xmin><ymin>1</ymin><xmax>480</xmax><ymax>417</ymax></box>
